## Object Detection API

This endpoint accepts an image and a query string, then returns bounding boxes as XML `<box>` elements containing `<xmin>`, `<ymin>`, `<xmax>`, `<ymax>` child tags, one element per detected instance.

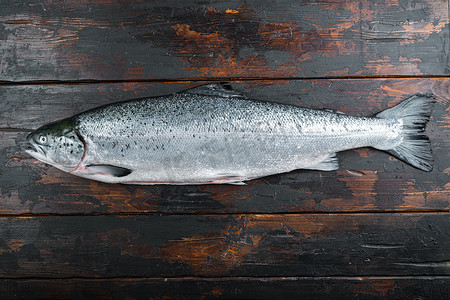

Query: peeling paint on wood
<box><xmin>0</xmin><ymin>214</ymin><xmax>448</xmax><ymax>278</ymax></box>
<box><xmin>1</xmin><ymin>0</ymin><xmax>449</xmax><ymax>298</ymax></box>
<box><xmin>0</xmin><ymin>0</ymin><xmax>448</xmax><ymax>81</ymax></box>
<box><xmin>0</xmin><ymin>277</ymin><xmax>448</xmax><ymax>299</ymax></box>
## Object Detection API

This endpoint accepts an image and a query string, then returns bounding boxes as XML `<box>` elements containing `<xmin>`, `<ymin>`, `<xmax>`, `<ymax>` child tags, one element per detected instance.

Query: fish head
<box><xmin>25</xmin><ymin>118</ymin><xmax>85</xmax><ymax>172</ymax></box>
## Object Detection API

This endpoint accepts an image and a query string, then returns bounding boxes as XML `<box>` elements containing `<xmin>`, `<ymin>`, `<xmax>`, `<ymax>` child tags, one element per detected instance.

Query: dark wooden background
<box><xmin>0</xmin><ymin>1</ymin><xmax>449</xmax><ymax>299</ymax></box>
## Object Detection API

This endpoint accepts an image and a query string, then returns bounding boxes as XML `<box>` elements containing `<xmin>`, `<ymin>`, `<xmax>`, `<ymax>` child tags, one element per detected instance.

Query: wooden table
<box><xmin>1</xmin><ymin>1</ymin><xmax>449</xmax><ymax>298</ymax></box>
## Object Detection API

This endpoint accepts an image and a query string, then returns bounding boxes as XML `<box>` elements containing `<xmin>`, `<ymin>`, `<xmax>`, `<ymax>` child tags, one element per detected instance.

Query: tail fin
<box><xmin>375</xmin><ymin>93</ymin><xmax>435</xmax><ymax>171</ymax></box>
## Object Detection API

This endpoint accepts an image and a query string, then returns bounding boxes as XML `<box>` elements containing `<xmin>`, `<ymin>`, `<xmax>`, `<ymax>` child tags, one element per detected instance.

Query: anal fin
<box><xmin>228</xmin><ymin>181</ymin><xmax>247</xmax><ymax>185</ymax></box>
<box><xmin>209</xmin><ymin>179</ymin><xmax>247</xmax><ymax>185</ymax></box>
<box><xmin>207</xmin><ymin>173</ymin><xmax>248</xmax><ymax>185</ymax></box>
<box><xmin>123</xmin><ymin>180</ymin><xmax>247</xmax><ymax>185</ymax></box>
<box><xmin>304</xmin><ymin>153</ymin><xmax>339</xmax><ymax>171</ymax></box>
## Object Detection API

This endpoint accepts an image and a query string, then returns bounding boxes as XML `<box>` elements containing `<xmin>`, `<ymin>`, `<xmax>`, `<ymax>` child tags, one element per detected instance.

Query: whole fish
<box><xmin>26</xmin><ymin>84</ymin><xmax>434</xmax><ymax>185</ymax></box>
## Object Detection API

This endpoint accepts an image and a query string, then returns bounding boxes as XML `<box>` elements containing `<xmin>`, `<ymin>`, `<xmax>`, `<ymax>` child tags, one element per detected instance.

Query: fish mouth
<box><xmin>25</xmin><ymin>139</ymin><xmax>55</xmax><ymax>165</ymax></box>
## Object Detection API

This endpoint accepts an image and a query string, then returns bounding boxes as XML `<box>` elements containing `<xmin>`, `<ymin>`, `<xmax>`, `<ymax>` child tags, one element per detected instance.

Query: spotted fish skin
<box><xmin>26</xmin><ymin>84</ymin><xmax>434</xmax><ymax>184</ymax></box>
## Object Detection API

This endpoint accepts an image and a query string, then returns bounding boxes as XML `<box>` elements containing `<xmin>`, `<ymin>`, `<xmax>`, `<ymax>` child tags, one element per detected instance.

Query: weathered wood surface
<box><xmin>0</xmin><ymin>214</ymin><xmax>448</xmax><ymax>278</ymax></box>
<box><xmin>0</xmin><ymin>0</ymin><xmax>448</xmax><ymax>81</ymax></box>
<box><xmin>0</xmin><ymin>277</ymin><xmax>448</xmax><ymax>300</ymax></box>
<box><xmin>1</xmin><ymin>80</ymin><xmax>448</xmax><ymax>215</ymax></box>
<box><xmin>1</xmin><ymin>0</ymin><xmax>449</xmax><ymax>299</ymax></box>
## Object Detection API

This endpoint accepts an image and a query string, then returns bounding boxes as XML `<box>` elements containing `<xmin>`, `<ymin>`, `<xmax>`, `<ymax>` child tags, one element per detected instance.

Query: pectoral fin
<box><xmin>86</xmin><ymin>164</ymin><xmax>132</xmax><ymax>177</ymax></box>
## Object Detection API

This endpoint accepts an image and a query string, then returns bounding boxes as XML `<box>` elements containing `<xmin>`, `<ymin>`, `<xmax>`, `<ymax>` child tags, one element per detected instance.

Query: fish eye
<box><xmin>38</xmin><ymin>135</ymin><xmax>47</xmax><ymax>144</ymax></box>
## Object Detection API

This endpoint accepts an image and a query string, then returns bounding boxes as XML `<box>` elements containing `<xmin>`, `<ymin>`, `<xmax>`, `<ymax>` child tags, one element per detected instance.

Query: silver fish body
<box><xmin>26</xmin><ymin>84</ymin><xmax>434</xmax><ymax>184</ymax></box>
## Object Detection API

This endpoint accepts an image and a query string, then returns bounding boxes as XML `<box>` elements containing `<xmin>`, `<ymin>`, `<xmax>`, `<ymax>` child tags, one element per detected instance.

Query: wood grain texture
<box><xmin>0</xmin><ymin>214</ymin><xmax>448</xmax><ymax>278</ymax></box>
<box><xmin>1</xmin><ymin>80</ymin><xmax>448</xmax><ymax>214</ymax></box>
<box><xmin>1</xmin><ymin>0</ymin><xmax>449</xmax><ymax>298</ymax></box>
<box><xmin>0</xmin><ymin>277</ymin><xmax>449</xmax><ymax>300</ymax></box>
<box><xmin>0</xmin><ymin>0</ymin><xmax>448</xmax><ymax>81</ymax></box>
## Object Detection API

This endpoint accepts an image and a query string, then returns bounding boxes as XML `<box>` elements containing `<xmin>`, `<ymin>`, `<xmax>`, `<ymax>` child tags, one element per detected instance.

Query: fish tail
<box><xmin>375</xmin><ymin>93</ymin><xmax>435</xmax><ymax>171</ymax></box>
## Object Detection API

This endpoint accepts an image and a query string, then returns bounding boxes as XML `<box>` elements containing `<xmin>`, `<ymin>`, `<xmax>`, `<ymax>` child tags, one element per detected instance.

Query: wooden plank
<box><xmin>0</xmin><ymin>0</ymin><xmax>448</xmax><ymax>81</ymax></box>
<box><xmin>0</xmin><ymin>79</ymin><xmax>448</xmax><ymax>214</ymax></box>
<box><xmin>0</xmin><ymin>277</ymin><xmax>449</xmax><ymax>299</ymax></box>
<box><xmin>0</xmin><ymin>79</ymin><xmax>450</xmax><ymax>213</ymax></box>
<box><xmin>0</xmin><ymin>213</ymin><xmax>448</xmax><ymax>278</ymax></box>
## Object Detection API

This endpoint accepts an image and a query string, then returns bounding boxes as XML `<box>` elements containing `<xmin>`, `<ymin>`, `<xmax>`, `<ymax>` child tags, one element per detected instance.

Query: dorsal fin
<box><xmin>180</xmin><ymin>83</ymin><xmax>246</xmax><ymax>98</ymax></box>
<box><xmin>322</xmin><ymin>108</ymin><xmax>345</xmax><ymax>115</ymax></box>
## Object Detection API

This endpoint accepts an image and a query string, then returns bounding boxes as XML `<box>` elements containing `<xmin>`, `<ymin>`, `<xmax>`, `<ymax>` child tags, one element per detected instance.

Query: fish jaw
<box><xmin>25</xmin><ymin>141</ymin><xmax>75</xmax><ymax>173</ymax></box>
<box><xmin>25</xmin><ymin>142</ymin><xmax>56</xmax><ymax>166</ymax></box>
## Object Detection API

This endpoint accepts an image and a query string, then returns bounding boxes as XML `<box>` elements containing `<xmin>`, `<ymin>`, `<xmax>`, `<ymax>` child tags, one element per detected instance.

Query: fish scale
<box><xmin>25</xmin><ymin>84</ymin><xmax>434</xmax><ymax>184</ymax></box>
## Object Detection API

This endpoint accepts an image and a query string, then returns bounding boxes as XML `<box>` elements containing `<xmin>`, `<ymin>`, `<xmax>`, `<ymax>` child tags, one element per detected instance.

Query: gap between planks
<box><xmin>1</xmin><ymin>275</ymin><xmax>449</xmax><ymax>281</ymax></box>
<box><xmin>0</xmin><ymin>211</ymin><xmax>448</xmax><ymax>218</ymax></box>
<box><xmin>1</xmin><ymin>74</ymin><xmax>450</xmax><ymax>86</ymax></box>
